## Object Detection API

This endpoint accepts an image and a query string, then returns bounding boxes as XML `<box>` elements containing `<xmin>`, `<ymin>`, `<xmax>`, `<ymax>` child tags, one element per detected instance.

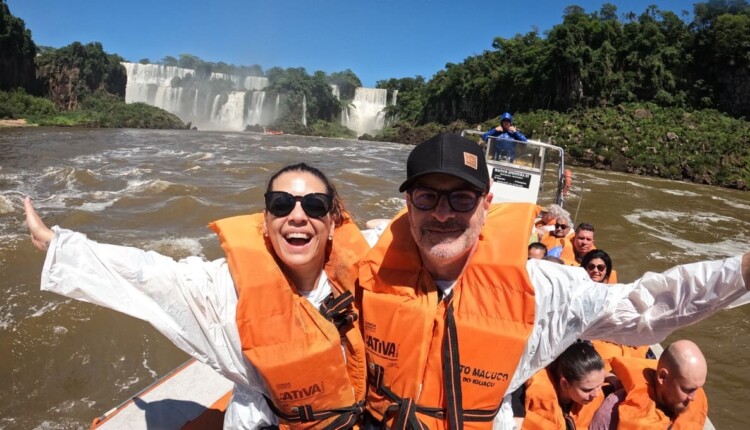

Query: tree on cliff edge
<box><xmin>35</xmin><ymin>41</ymin><xmax>127</xmax><ymax>110</ymax></box>
<box><xmin>0</xmin><ymin>0</ymin><xmax>41</xmax><ymax>94</ymax></box>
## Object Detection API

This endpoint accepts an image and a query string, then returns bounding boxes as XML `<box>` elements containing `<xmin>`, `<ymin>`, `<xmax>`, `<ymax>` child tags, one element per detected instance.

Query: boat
<box><xmin>90</xmin><ymin>359</ymin><xmax>233</xmax><ymax>429</ymax></box>
<box><xmin>88</xmin><ymin>132</ymin><xmax>715</xmax><ymax>429</ymax></box>
<box><xmin>262</xmin><ymin>127</ymin><xmax>284</xmax><ymax>135</ymax></box>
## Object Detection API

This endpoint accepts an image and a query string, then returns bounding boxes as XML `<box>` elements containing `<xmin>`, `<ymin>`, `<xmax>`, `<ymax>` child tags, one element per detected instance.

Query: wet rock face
<box><xmin>37</xmin><ymin>66</ymin><xmax>80</xmax><ymax>110</ymax></box>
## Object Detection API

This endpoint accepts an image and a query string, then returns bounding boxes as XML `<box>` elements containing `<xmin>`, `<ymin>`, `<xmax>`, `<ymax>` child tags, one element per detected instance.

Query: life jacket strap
<box><xmin>442</xmin><ymin>293</ymin><xmax>463</xmax><ymax>429</ymax></box>
<box><xmin>368</xmin><ymin>361</ymin><xmax>499</xmax><ymax>430</ymax></box>
<box><xmin>320</xmin><ymin>290</ymin><xmax>358</xmax><ymax>332</ymax></box>
<box><xmin>264</xmin><ymin>396</ymin><xmax>365</xmax><ymax>429</ymax></box>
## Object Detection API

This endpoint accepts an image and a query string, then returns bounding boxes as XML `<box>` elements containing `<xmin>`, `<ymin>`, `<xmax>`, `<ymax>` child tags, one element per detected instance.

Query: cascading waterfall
<box><xmin>123</xmin><ymin>62</ymin><xmax>390</xmax><ymax>135</ymax></box>
<box><xmin>122</xmin><ymin>62</ymin><xmax>274</xmax><ymax>131</ymax></box>
<box><xmin>246</xmin><ymin>91</ymin><xmax>266</xmax><ymax>126</ymax></box>
<box><xmin>302</xmin><ymin>95</ymin><xmax>307</xmax><ymax>126</ymax></box>
<box><xmin>341</xmin><ymin>88</ymin><xmax>389</xmax><ymax>136</ymax></box>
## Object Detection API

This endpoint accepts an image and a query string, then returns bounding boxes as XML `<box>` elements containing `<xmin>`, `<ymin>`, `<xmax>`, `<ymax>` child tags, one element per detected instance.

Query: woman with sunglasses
<box><xmin>521</xmin><ymin>340</ymin><xmax>606</xmax><ymax>429</ymax></box>
<box><xmin>581</xmin><ymin>249</ymin><xmax>617</xmax><ymax>284</ymax></box>
<box><xmin>24</xmin><ymin>163</ymin><xmax>371</xmax><ymax>429</ymax></box>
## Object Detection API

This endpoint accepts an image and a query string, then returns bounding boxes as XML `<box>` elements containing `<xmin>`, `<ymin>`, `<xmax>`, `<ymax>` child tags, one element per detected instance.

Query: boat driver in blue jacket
<box><xmin>482</xmin><ymin>112</ymin><xmax>528</xmax><ymax>161</ymax></box>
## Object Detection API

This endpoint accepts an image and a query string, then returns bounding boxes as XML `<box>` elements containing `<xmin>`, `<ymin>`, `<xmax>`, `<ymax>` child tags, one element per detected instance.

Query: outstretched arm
<box><xmin>24</xmin><ymin>197</ymin><xmax>54</xmax><ymax>251</ymax></box>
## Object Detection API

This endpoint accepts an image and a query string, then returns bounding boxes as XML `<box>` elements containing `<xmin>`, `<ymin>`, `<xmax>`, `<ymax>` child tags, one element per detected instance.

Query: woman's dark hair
<box><xmin>581</xmin><ymin>249</ymin><xmax>613</xmax><ymax>281</ymax></box>
<box><xmin>550</xmin><ymin>340</ymin><xmax>605</xmax><ymax>386</ymax></box>
<box><xmin>266</xmin><ymin>163</ymin><xmax>345</xmax><ymax>226</ymax></box>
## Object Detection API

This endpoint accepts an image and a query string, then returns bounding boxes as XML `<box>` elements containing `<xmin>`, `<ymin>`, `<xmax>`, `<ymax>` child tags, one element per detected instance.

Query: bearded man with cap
<box><xmin>358</xmin><ymin>132</ymin><xmax>750</xmax><ymax>430</ymax></box>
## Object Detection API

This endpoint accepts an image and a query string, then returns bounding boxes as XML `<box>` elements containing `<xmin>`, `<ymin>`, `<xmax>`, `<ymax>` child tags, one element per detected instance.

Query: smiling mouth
<box><xmin>284</xmin><ymin>232</ymin><xmax>312</xmax><ymax>246</ymax></box>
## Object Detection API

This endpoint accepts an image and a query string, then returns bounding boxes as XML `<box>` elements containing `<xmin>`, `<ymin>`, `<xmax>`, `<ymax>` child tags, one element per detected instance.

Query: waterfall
<box><xmin>341</xmin><ymin>87</ymin><xmax>388</xmax><ymax>136</ymax></box>
<box><xmin>244</xmin><ymin>76</ymin><xmax>268</xmax><ymax>91</ymax></box>
<box><xmin>302</xmin><ymin>95</ymin><xmax>307</xmax><ymax>127</ymax></box>
<box><xmin>246</xmin><ymin>91</ymin><xmax>266</xmax><ymax>126</ymax></box>
<box><xmin>331</xmin><ymin>84</ymin><xmax>340</xmax><ymax>100</ymax></box>
<box><xmin>123</xmin><ymin>62</ymin><xmax>279</xmax><ymax>131</ymax></box>
<box><xmin>210</xmin><ymin>92</ymin><xmax>246</xmax><ymax>130</ymax></box>
<box><xmin>392</xmin><ymin>89</ymin><xmax>398</xmax><ymax>106</ymax></box>
<box><xmin>274</xmin><ymin>94</ymin><xmax>280</xmax><ymax>121</ymax></box>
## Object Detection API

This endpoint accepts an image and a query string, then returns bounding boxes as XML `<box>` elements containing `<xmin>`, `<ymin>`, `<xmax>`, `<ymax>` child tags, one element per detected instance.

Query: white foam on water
<box><xmin>142</xmin><ymin>354</ymin><xmax>158</xmax><ymax>379</ymax></box>
<box><xmin>660</xmin><ymin>189</ymin><xmax>700</xmax><ymax>197</ymax></box>
<box><xmin>116</xmin><ymin>375</ymin><xmax>141</xmax><ymax>392</ymax></box>
<box><xmin>29</xmin><ymin>300</ymin><xmax>66</xmax><ymax>319</ymax></box>
<box><xmin>0</xmin><ymin>195</ymin><xmax>14</xmax><ymax>214</ymax></box>
<box><xmin>53</xmin><ymin>326</ymin><xmax>68</xmax><ymax>335</ymax></box>
<box><xmin>193</xmin><ymin>152</ymin><xmax>215</xmax><ymax>161</ymax></box>
<box><xmin>261</xmin><ymin>145</ymin><xmax>346</xmax><ymax>153</ymax></box>
<box><xmin>79</xmin><ymin>200</ymin><xmax>115</xmax><ymax>212</ymax></box>
<box><xmin>711</xmin><ymin>195</ymin><xmax>750</xmax><ymax>211</ymax></box>
<box><xmin>144</xmin><ymin>237</ymin><xmax>205</xmax><ymax>259</ymax></box>
<box><xmin>624</xmin><ymin>209</ymin><xmax>749</xmax><ymax>258</ymax></box>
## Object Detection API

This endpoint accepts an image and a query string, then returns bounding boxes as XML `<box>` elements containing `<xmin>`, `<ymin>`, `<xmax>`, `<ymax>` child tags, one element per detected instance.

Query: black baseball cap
<box><xmin>399</xmin><ymin>133</ymin><xmax>489</xmax><ymax>192</ymax></box>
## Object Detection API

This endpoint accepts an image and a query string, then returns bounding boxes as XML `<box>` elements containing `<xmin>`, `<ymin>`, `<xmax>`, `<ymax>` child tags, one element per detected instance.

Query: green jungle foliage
<box><xmin>35</xmin><ymin>41</ymin><xmax>128</xmax><ymax>108</ymax></box>
<box><xmin>0</xmin><ymin>88</ymin><xmax>56</xmax><ymax>118</ymax></box>
<box><xmin>381</xmin><ymin>1</ymin><xmax>750</xmax><ymax>124</ymax></box>
<box><xmin>0</xmin><ymin>89</ymin><xmax>186</xmax><ymax>129</ymax></box>
<box><xmin>0</xmin><ymin>0</ymin><xmax>39</xmax><ymax>93</ymax></box>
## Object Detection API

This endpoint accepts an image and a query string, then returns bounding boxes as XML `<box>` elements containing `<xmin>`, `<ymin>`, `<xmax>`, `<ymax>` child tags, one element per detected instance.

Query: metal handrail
<box><xmin>461</xmin><ymin>130</ymin><xmax>566</xmax><ymax>207</ymax></box>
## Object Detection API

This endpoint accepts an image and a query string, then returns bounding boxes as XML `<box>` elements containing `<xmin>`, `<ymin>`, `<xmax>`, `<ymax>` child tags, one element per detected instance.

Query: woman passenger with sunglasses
<box><xmin>580</xmin><ymin>249</ymin><xmax>614</xmax><ymax>284</ymax></box>
<box><xmin>24</xmin><ymin>163</ymin><xmax>371</xmax><ymax>429</ymax></box>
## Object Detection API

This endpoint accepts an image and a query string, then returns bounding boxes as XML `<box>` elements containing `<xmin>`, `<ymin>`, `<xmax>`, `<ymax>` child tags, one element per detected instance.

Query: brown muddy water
<box><xmin>1</xmin><ymin>128</ymin><xmax>748</xmax><ymax>429</ymax></box>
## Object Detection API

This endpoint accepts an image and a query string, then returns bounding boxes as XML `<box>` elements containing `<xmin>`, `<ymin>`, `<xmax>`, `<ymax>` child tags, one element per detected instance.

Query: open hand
<box><xmin>24</xmin><ymin>197</ymin><xmax>54</xmax><ymax>251</ymax></box>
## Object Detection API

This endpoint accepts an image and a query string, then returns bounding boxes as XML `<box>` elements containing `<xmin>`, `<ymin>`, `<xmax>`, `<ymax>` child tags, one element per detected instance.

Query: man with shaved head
<box><xmin>589</xmin><ymin>340</ymin><xmax>709</xmax><ymax>429</ymax></box>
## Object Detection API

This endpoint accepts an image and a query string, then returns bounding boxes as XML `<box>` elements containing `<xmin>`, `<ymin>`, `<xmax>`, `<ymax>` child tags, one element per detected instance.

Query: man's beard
<box><xmin>417</xmin><ymin>219</ymin><xmax>479</xmax><ymax>260</ymax></box>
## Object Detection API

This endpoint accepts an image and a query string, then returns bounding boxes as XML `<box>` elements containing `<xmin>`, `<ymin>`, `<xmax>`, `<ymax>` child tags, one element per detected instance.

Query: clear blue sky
<box><xmin>7</xmin><ymin>0</ymin><xmax>694</xmax><ymax>87</ymax></box>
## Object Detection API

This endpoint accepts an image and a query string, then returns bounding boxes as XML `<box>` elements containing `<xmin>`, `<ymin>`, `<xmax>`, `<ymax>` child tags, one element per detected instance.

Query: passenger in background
<box><xmin>541</xmin><ymin>214</ymin><xmax>573</xmax><ymax>258</ymax></box>
<box><xmin>561</xmin><ymin>223</ymin><xmax>596</xmax><ymax>266</ymax></box>
<box><xmin>581</xmin><ymin>249</ymin><xmax>617</xmax><ymax>284</ymax></box>
<box><xmin>590</xmin><ymin>340</ymin><xmax>708</xmax><ymax>429</ymax></box>
<box><xmin>481</xmin><ymin>112</ymin><xmax>528</xmax><ymax>161</ymax></box>
<box><xmin>528</xmin><ymin>242</ymin><xmax>548</xmax><ymax>260</ymax></box>
<box><xmin>521</xmin><ymin>340</ymin><xmax>606</xmax><ymax>429</ymax></box>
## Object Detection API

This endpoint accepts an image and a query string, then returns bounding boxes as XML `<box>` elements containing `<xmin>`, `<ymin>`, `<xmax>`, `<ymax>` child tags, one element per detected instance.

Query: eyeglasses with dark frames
<box><xmin>407</xmin><ymin>186</ymin><xmax>484</xmax><ymax>213</ymax></box>
<box><xmin>264</xmin><ymin>191</ymin><xmax>333</xmax><ymax>218</ymax></box>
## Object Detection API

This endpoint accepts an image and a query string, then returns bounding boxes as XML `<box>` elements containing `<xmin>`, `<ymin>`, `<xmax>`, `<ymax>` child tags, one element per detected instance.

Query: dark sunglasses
<box><xmin>586</xmin><ymin>263</ymin><xmax>607</xmax><ymax>273</ymax></box>
<box><xmin>408</xmin><ymin>186</ymin><xmax>483</xmax><ymax>213</ymax></box>
<box><xmin>264</xmin><ymin>191</ymin><xmax>333</xmax><ymax>218</ymax></box>
<box><xmin>555</xmin><ymin>223</ymin><xmax>569</xmax><ymax>230</ymax></box>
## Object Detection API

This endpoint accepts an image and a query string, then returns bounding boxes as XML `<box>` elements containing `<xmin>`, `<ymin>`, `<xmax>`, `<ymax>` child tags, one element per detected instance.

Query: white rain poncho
<box><xmin>40</xmin><ymin>227</ymin><xmax>748</xmax><ymax>429</ymax></box>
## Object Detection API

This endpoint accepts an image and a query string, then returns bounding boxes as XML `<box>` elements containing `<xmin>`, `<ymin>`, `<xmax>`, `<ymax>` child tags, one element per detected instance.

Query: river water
<box><xmin>0</xmin><ymin>128</ymin><xmax>748</xmax><ymax>429</ymax></box>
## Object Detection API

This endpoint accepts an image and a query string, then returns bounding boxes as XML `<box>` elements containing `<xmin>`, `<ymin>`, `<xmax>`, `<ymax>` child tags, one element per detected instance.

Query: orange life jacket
<box><xmin>359</xmin><ymin>203</ymin><xmax>538</xmax><ymax>430</ymax></box>
<box><xmin>607</xmin><ymin>270</ymin><xmax>618</xmax><ymax>284</ymax></box>
<box><xmin>540</xmin><ymin>232</ymin><xmax>565</xmax><ymax>252</ymax></box>
<box><xmin>210</xmin><ymin>213</ymin><xmax>370</xmax><ymax>429</ymax></box>
<box><xmin>522</xmin><ymin>368</ymin><xmax>604</xmax><ymax>430</ymax></box>
<box><xmin>610</xmin><ymin>357</ymin><xmax>708</xmax><ymax>430</ymax></box>
<box><xmin>591</xmin><ymin>341</ymin><xmax>649</xmax><ymax>374</ymax></box>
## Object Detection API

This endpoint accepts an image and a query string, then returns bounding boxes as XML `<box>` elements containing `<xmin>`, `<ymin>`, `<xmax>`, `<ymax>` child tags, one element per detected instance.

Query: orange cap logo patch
<box><xmin>463</xmin><ymin>152</ymin><xmax>478</xmax><ymax>169</ymax></box>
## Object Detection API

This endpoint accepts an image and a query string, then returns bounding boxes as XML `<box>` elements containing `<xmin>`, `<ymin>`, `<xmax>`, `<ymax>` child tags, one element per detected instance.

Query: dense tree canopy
<box><xmin>0</xmin><ymin>0</ymin><xmax>39</xmax><ymax>93</ymax></box>
<box><xmin>385</xmin><ymin>1</ymin><xmax>750</xmax><ymax>124</ymax></box>
<box><xmin>35</xmin><ymin>41</ymin><xmax>127</xmax><ymax>109</ymax></box>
